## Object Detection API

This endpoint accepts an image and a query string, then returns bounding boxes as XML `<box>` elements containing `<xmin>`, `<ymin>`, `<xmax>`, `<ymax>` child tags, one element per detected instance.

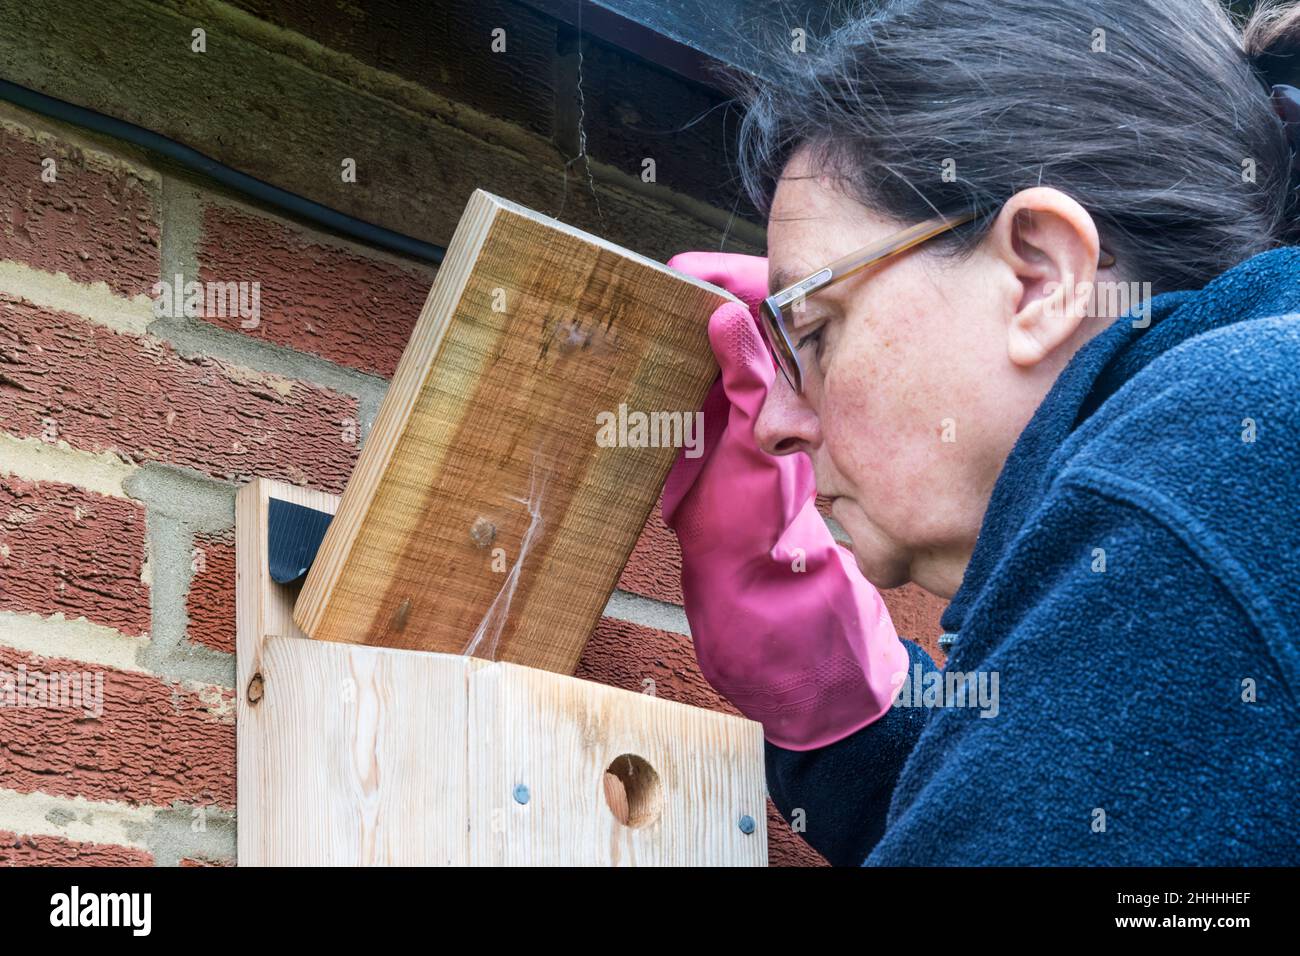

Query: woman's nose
<box><xmin>754</xmin><ymin>371</ymin><xmax>821</xmax><ymax>456</ymax></box>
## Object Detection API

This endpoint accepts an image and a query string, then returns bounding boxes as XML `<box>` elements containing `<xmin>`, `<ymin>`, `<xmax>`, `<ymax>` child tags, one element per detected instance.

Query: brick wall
<box><xmin>0</xmin><ymin>4</ymin><xmax>949</xmax><ymax>867</ymax></box>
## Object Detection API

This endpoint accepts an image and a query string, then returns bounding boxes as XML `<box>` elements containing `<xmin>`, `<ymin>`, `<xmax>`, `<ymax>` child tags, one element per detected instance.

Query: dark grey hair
<box><xmin>730</xmin><ymin>0</ymin><xmax>1300</xmax><ymax>293</ymax></box>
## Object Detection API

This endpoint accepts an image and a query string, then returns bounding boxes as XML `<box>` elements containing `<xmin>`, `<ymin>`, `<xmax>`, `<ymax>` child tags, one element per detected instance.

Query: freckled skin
<box><xmin>755</xmin><ymin>148</ymin><xmax>1103</xmax><ymax>597</ymax></box>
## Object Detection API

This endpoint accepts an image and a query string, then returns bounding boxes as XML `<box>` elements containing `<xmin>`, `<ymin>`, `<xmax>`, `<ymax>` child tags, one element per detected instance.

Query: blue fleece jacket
<box><xmin>764</xmin><ymin>247</ymin><xmax>1300</xmax><ymax>866</ymax></box>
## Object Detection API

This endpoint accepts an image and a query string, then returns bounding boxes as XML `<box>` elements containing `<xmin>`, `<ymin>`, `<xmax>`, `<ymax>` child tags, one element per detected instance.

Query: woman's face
<box><xmin>756</xmin><ymin>148</ymin><xmax>1101</xmax><ymax>597</ymax></box>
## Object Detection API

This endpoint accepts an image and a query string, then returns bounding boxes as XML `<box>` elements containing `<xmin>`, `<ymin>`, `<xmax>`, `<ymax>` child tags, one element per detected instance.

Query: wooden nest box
<box><xmin>236</xmin><ymin>191</ymin><xmax>768</xmax><ymax>865</ymax></box>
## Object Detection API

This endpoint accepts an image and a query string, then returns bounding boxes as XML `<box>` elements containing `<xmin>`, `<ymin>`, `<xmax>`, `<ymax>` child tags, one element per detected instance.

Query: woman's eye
<box><xmin>795</xmin><ymin>326</ymin><xmax>824</xmax><ymax>355</ymax></box>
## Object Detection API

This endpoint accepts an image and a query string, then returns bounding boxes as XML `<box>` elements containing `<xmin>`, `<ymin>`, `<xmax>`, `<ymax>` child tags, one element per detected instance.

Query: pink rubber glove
<box><xmin>662</xmin><ymin>252</ymin><xmax>910</xmax><ymax>752</ymax></box>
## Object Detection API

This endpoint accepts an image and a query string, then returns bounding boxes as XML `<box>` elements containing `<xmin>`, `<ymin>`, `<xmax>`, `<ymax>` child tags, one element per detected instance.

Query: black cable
<box><xmin>0</xmin><ymin>78</ymin><xmax>446</xmax><ymax>266</ymax></box>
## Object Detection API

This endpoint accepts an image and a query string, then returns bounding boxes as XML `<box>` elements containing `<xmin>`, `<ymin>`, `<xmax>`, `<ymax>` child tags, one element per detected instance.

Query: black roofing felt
<box><xmin>267</xmin><ymin>497</ymin><xmax>334</xmax><ymax>585</ymax></box>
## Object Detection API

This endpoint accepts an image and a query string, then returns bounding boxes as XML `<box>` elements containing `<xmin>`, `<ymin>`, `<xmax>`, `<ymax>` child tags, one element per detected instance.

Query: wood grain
<box><xmin>245</xmin><ymin>633</ymin><xmax>476</xmax><ymax>865</ymax></box>
<box><xmin>293</xmin><ymin>189</ymin><xmax>734</xmax><ymax>673</ymax></box>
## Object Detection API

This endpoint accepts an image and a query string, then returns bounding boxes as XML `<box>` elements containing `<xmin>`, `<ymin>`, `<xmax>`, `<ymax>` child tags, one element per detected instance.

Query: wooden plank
<box><xmin>466</xmin><ymin>660</ymin><xmax>768</xmax><ymax>866</ymax></box>
<box><xmin>294</xmin><ymin>189</ymin><xmax>734</xmax><ymax>673</ymax></box>
<box><xmin>242</xmin><ymin>634</ymin><xmax>475</xmax><ymax>865</ymax></box>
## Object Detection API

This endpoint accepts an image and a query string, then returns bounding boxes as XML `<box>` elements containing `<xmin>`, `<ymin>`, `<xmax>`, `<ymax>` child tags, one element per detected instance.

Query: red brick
<box><xmin>0</xmin><ymin>294</ymin><xmax>359</xmax><ymax>494</ymax></box>
<box><xmin>0</xmin><ymin>475</ymin><xmax>149</xmax><ymax>634</ymax></box>
<box><xmin>0</xmin><ymin>645</ymin><xmax>235</xmax><ymax>810</ymax></box>
<box><xmin>198</xmin><ymin>202</ymin><xmax>433</xmax><ymax>377</ymax></box>
<box><xmin>616</xmin><ymin>495</ymin><xmax>682</xmax><ymax>605</ymax></box>
<box><xmin>187</xmin><ymin>530</ymin><xmax>235</xmax><ymax>655</ymax></box>
<box><xmin>0</xmin><ymin>121</ymin><xmax>158</xmax><ymax>297</ymax></box>
<box><xmin>577</xmin><ymin>616</ymin><xmax>736</xmax><ymax>714</ymax></box>
<box><xmin>0</xmin><ymin>829</ymin><xmax>153</xmax><ymax>866</ymax></box>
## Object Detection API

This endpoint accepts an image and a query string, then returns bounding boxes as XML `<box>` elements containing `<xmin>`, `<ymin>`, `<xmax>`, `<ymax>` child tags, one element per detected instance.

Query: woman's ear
<box><xmin>986</xmin><ymin>187</ymin><xmax>1103</xmax><ymax>367</ymax></box>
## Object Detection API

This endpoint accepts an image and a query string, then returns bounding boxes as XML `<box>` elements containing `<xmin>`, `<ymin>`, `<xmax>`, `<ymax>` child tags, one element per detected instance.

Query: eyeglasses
<box><xmin>758</xmin><ymin>212</ymin><xmax>1117</xmax><ymax>395</ymax></box>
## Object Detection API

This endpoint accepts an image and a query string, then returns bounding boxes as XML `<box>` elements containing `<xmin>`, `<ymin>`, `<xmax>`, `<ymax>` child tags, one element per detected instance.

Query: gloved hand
<box><xmin>662</xmin><ymin>252</ymin><xmax>910</xmax><ymax>751</ymax></box>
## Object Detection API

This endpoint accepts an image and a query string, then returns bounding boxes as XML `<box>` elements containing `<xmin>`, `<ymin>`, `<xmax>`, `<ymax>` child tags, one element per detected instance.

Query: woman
<box><xmin>662</xmin><ymin>0</ymin><xmax>1300</xmax><ymax>865</ymax></box>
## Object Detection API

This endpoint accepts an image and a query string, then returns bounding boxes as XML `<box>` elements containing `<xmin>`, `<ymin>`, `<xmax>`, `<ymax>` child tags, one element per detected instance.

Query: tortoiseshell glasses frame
<box><xmin>758</xmin><ymin>212</ymin><xmax>1116</xmax><ymax>394</ymax></box>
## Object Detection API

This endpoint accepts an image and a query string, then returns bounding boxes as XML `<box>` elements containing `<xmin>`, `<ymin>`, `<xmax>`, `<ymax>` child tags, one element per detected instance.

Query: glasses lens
<box><xmin>759</xmin><ymin>298</ymin><xmax>802</xmax><ymax>393</ymax></box>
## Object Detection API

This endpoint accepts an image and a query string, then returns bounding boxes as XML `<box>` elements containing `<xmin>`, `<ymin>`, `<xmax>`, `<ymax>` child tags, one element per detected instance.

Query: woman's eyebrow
<box><xmin>768</xmin><ymin>266</ymin><xmax>802</xmax><ymax>295</ymax></box>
